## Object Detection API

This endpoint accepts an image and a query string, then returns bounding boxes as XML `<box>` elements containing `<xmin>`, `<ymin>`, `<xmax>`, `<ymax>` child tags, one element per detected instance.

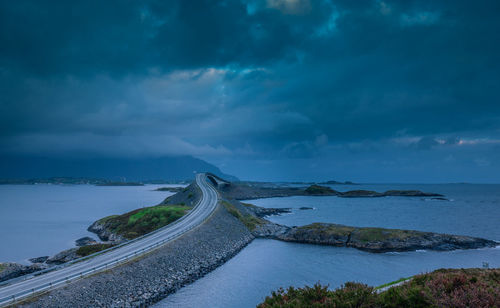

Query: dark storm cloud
<box><xmin>1</xmin><ymin>0</ymin><xmax>499</xmax><ymax>181</ymax></box>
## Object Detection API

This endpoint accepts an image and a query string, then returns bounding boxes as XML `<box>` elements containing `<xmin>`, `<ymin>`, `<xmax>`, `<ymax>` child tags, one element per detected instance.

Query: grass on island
<box><xmin>258</xmin><ymin>268</ymin><xmax>500</xmax><ymax>308</ymax></box>
<box><xmin>76</xmin><ymin>243</ymin><xmax>115</xmax><ymax>257</ymax></box>
<box><xmin>353</xmin><ymin>228</ymin><xmax>417</xmax><ymax>243</ymax></box>
<box><xmin>222</xmin><ymin>201</ymin><xmax>265</xmax><ymax>231</ymax></box>
<box><xmin>296</xmin><ymin>223</ymin><xmax>420</xmax><ymax>243</ymax></box>
<box><xmin>0</xmin><ymin>263</ymin><xmax>6</xmax><ymax>273</ymax></box>
<box><xmin>98</xmin><ymin>204</ymin><xmax>190</xmax><ymax>239</ymax></box>
<box><xmin>299</xmin><ymin>223</ymin><xmax>355</xmax><ymax>236</ymax></box>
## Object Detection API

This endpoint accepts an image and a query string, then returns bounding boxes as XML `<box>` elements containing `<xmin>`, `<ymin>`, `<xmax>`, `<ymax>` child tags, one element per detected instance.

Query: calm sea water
<box><xmin>156</xmin><ymin>184</ymin><xmax>500</xmax><ymax>308</ymax></box>
<box><xmin>0</xmin><ymin>184</ymin><xmax>176</xmax><ymax>263</ymax></box>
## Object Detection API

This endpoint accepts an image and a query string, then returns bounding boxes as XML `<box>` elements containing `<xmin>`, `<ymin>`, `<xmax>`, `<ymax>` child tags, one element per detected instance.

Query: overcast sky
<box><xmin>1</xmin><ymin>0</ymin><xmax>499</xmax><ymax>182</ymax></box>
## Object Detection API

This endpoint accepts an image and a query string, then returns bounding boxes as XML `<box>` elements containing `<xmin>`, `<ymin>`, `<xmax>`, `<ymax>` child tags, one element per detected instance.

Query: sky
<box><xmin>1</xmin><ymin>0</ymin><xmax>499</xmax><ymax>182</ymax></box>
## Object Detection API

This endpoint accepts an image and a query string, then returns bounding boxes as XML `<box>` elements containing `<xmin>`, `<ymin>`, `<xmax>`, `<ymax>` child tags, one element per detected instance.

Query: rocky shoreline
<box><xmin>0</xmin><ymin>263</ymin><xmax>46</xmax><ymax>283</ymax></box>
<box><xmin>17</xmin><ymin>204</ymin><xmax>254</xmax><ymax>307</ymax></box>
<box><xmin>257</xmin><ymin>222</ymin><xmax>498</xmax><ymax>253</ymax></box>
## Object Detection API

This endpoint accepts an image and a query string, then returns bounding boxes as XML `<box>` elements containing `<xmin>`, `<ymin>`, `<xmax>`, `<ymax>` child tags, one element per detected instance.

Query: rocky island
<box><xmin>218</xmin><ymin>181</ymin><xmax>443</xmax><ymax>200</ymax></box>
<box><xmin>262</xmin><ymin>223</ymin><xmax>498</xmax><ymax>252</ymax></box>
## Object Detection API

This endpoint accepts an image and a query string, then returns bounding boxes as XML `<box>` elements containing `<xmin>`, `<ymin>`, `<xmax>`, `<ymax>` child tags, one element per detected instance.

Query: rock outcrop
<box><xmin>75</xmin><ymin>236</ymin><xmax>98</xmax><ymax>247</ymax></box>
<box><xmin>262</xmin><ymin>222</ymin><xmax>498</xmax><ymax>253</ymax></box>
<box><xmin>160</xmin><ymin>182</ymin><xmax>201</xmax><ymax>207</ymax></box>
<box><xmin>383</xmin><ymin>190</ymin><xmax>443</xmax><ymax>197</ymax></box>
<box><xmin>28</xmin><ymin>256</ymin><xmax>49</xmax><ymax>264</ymax></box>
<box><xmin>0</xmin><ymin>263</ymin><xmax>45</xmax><ymax>283</ymax></box>
<box><xmin>87</xmin><ymin>220</ymin><xmax>127</xmax><ymax>243</ymax></box>
<box><xmin>46</xmin><ymin>248</ymin><xmax>80</xmax><ymax>265</ymax></box>
<box><xmin>340</xmin><ymin>190</ymin><xmax>383</xmax><ymax>198</ymax></box>
<box><xmin>241</xmin><ymin>202</ymin><xmax>291</xmax><ymax>217</ymax></box>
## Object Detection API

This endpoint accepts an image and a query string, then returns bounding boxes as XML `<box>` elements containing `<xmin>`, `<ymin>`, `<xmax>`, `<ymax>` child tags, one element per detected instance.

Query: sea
<box><xmin>0</xmin><ymin>184</ymin><xmax>176</xmax><ymax>263</ymax></box>
<box><xmin>1</xmin><ymin>183</ymin><xmax>499</xmax><ymax>307</ymax></box>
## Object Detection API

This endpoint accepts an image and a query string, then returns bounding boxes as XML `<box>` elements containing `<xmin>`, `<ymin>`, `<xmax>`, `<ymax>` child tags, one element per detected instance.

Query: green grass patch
<box><xmin>76</xmin><ymin>244</ymin><xmax>115</xmax><ymax>257</ymax></box>
<box><xmin>0</xmin><ymin>263</ymin><xmax>6</xmax><ymax>273</ymax></box>
<box><xmin>354</xmin><ymin>228</ymin><xmax>416</xmax><ymax>243</ymax></box>
<box><xmin>99</xmin><ymin>205</ymin><xmax>190</xmax><ymax>239</ymax></box>
<box><xmin>222</xmin><ymin>201</ymin><xmax>265</xmax><ymax>231</ymax></box>
<box><xmin>300</xmin><ymin>223</ymin><xmax>355</xmax><ymax>236</ymax></box>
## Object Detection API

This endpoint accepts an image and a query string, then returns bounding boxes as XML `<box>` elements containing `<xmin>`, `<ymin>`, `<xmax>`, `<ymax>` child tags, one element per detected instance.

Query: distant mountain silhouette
<box><xmin>0</xmin><ymin>155</ymin><xmax>238</xmax><ymax>182</ymax></box>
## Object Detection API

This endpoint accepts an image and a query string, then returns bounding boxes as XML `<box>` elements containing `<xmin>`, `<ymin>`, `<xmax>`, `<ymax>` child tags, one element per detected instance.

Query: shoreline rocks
<box><xmin>241</xmin><ymin>202</ymin><xmax>291</xmax><ymax>217</ymax></box>
<box><xmin>0</xmin><ymin>263</ymin><xmax>46</xmax><ymax>283</ymax></box>
<box><xmin>87</xmin><ymin>220</ymin><xmax>127</xmax><ymax>243</ymax></box>
<box><xmin>28</xmin><ymin>256</ymin><xmax>49</xmax><ymax>264</ymax></box>
<box><xmin>75</xmin><ymin>236</ymin><xmax>98</xmax><ymax>247</ymax></box>
<box><xmin>46</xmin><ymin>248</ymin><xmax>80</xmax><ymax>265</ymax></box>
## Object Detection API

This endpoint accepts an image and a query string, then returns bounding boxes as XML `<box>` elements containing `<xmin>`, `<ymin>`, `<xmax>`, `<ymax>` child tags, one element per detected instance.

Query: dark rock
<box><xmin>46</xmin><ymin>248</ymin><xmax>79</xmax><ymax>265</ymax></box>
<box><xmin>28</xmin><ymin>256</ymin><xmax>49</xmax><ymax>264</ymax></box>
<box><xmin>242</xmin><ymin>203</ymin><xmax>291</xmax><ymax>217</ymax></box>
<box><xmin>276</xmin><ymin>223</ymin><xmax>350</xmax><ymax>246</ymax></box>
<box><xmin>252</xmin><ymin>222</ymin><xmax>290</xmax><ymax>238</ymax></box>
<box><xmin>0</xmin><ymin>263</ymin><xmax>44</xmax><ymax>282</ymax></box>
<box><xmin>304</xmin><ymin>185</ymin><xmax>339</xmax><ymax>196</ymax></box>
<box><xmin>384</xmin><ymin>190</ymin><xmax>443</xmax><ymax>197</ymax></box>
<box><xmin>348</xmin><ymin>229</ymin><xmax>497</xmax><ymax>253</ymax></box>
<box><xmin>299</xmin><ymin>207</ymin><xmax>314</xmax><ymax>210</ymax></box>
<box><xmin>87</xmin><ymin>221</ymin><xmax>127</xmax><ymax>243</ymax></box>
<box><xmin>75</xmin><ymin>236</ymin><xmax>98</xmax><ymax>247</ymax></box>
<box><xmin>160</xmin><ymin>182</ymin><xmax>201</xmax><ymax>207</ymax></box>
<box><xmin>340</xmin><ymin>190</ymin><xmax>384</xmax><ymax>198</ymax></box>
<box><xmin>430</xmin><ymin>197</ymin><xmax>449</xmax><ymax>201</ymax></box>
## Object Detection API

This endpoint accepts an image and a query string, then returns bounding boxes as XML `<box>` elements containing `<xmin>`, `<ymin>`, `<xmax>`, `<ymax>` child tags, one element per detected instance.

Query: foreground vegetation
<box><xmin>97</xmin><ymin>204</ymin><xmax>190</xmax><ymax>239</ymax></box>
<box><xmin>258</xmin><ymin>268</ymin><xmax>500</xmax><ymax>307</ymax></box>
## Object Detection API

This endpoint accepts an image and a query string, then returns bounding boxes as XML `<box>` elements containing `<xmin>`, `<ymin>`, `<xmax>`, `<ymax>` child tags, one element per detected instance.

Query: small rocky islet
<box><xmin>253</xmin><ymin>222</ymin><xmax>498</xmax><ymax>253</ymax></box>
<box><xmin>218</xmin><ymin>181</ymin><xmax>445</xmax><ymax>200</ymax></box>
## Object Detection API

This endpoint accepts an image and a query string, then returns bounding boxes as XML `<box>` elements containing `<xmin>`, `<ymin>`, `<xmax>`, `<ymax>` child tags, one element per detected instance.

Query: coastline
<box><xmin>17</xmin><ymin>204</ymin><xmax>254</xmax><ymax>307</ymax></box>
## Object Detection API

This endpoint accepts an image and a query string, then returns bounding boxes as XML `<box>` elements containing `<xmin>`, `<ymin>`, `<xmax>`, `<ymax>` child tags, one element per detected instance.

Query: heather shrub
<box><xmin>393</xmin><ymin>269</ymin><xmax>500</xmax><ymax>308</ymax></box>
<box><xmin>258</xmin><ymin>268</ymin><xmax>500</xmax><ymax>308</ymax></box>
<box><xmin>258</xmin><ymin>282</ymin><xmax>376</xmax><ymax>308</ymax></box>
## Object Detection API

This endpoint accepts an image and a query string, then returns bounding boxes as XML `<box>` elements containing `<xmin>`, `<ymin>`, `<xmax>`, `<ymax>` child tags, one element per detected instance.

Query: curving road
<box><xmin>0</xmin><ymin>173</ymin><xmax>219</xmax><ymax>306</ymax></box>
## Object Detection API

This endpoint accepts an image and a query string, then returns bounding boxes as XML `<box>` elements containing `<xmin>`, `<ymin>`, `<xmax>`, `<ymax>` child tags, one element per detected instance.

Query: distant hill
<box><xmin>0</xmin><ymin>155</ymin><xmax>238</xmax><ymax>182</ymax></box>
